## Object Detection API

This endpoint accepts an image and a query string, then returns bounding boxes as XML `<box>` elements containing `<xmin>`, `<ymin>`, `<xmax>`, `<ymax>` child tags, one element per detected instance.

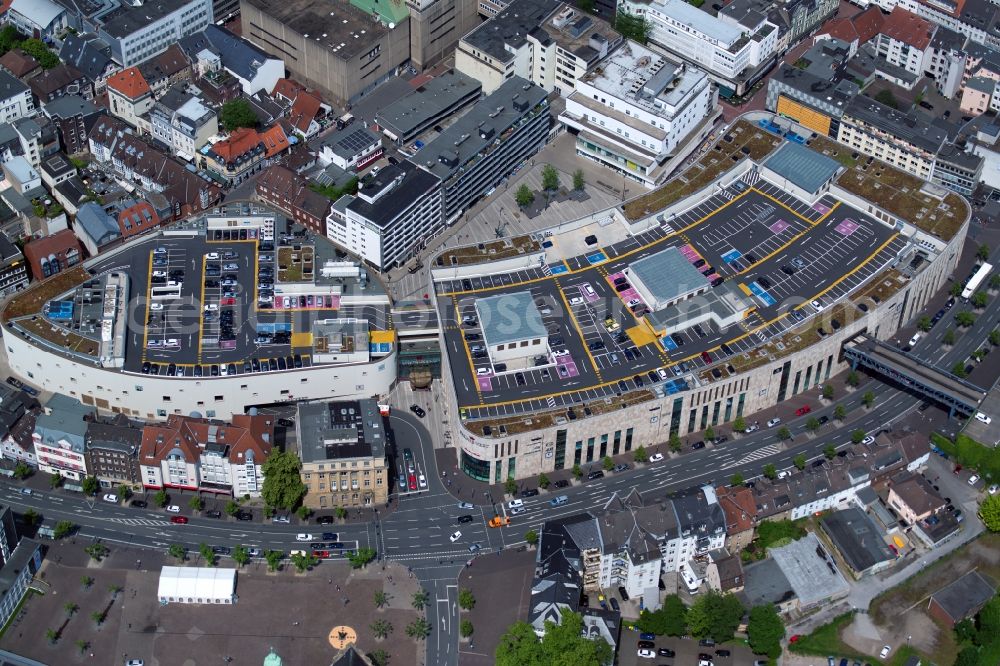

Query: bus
<box><xmin>961</xmin><ymin>262</ymin><xmax>993</xmax><ymax>300</ymax></box>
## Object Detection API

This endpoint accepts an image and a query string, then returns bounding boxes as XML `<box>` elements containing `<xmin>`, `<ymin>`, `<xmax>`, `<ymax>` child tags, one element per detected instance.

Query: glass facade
<box><xmin>461</xmin><ymin>450</ymin><xmax>490</xmax><ymax>482</ymax></box>
<box><xmin>555</xmin><ymin>429</ymin><xmax>567</xmax><ymax>469</ymax></box>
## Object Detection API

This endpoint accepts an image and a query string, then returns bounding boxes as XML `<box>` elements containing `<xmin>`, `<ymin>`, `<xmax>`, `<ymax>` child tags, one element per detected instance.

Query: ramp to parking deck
<box><xmin>843</xmin><ymin>334</ymin><xmax>985</xmax><ymax>416</ymax></box>
<box><xmin>626</xmin><ymin>324</ymin><xmax>659</xmax><ymax>347</ymax></box>
<box><xmin>290</xmin><ymin>332</ymin><xmax>313</xmax><ymax>348</ymax></box>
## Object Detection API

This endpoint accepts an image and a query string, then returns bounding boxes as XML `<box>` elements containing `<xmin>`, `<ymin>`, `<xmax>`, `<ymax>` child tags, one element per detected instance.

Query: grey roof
<box><xmin>59</xmin><ymin>33</ymin><xmax>112</xmax><ymax>82</ymax></box>
<box><xmin>461</xmin><ymin>0</ymin><xmax>561</xmax><ymax>63</ymax></box>
<box><xmin>101</xmin><ymin>0</ymin><xmax>196</xmax><ymax>39</ymax></box>
<box><xmin>529</xmin><ymin>518</ymin><xmax>586</xmax><ymax>631</ymax></box>
<box><xmin>179</xmin><ymin>25</ymin><xmax>273</xmax><ymax>82</ymax></box>
<box><xmin>74</xmin><ymin>202</ymin><xmax>121</xmax><ymax>246</ymax></box>
<box><xmin>0</xmin><ymin>538</ymin><xmax>40</xmax><ymax>600</ymax></box>
<box><xmin>654</xmin><ymin>0</ymin><xmax>743</xmax><ymax>44</ymax></box>
<box><xmin>239</xmin><ymin>0</ymin><xmax>388</xmax><ymax>61</ymax></box>
<box><xmin>34</xmin><ymin>394</ymin><xmax>93</xmax><ymax>453</ymax></box>
<box><xmin>40</xmin><ymin>153</ymin><xmax>75</xmax><ymax>180</ymax></box>
<box><xmin>85</xmin><ymin>418</ymin><xmax>141</xmax><ymax>454</ymax></box>
<box><xmin>416</xmin><ymin>76</ymin><xmax>548</xmax><ymax>182</ymax></box>
<box><xmin>819</xmin><ymin>507</ymin><xmax>894</xmax><ymax>574</ymax></box>
<box><xmin>296</xmin><ymin>399</ymin><xmax>386</xmax><ymax>463</ymax></box>
<box><xmin>376</xmin><ymin>70</ymin><xmax>482</xmax><ymax>143</ymax></box>
<box><xmin>42</xmin><ymin>94</ymin><xmax>99</xmax><ymax>120</ymax></box>
<box><xmin>740</xmin><ymin>557</ymin><xmax>794</xmax><ymax>607</ymax></box>
<box><xmin>845</xmin><ymin>95</ymin><xmax>952</xmax><ymax>154</ymax></box>
<box><xmin>931</xmin><ymin>570</ymin><xmax>996</xmax><ymax>621</ymax></box>
<box><xmin>9</xmin><ymin>0</ymin><xmax>64</xmax><ymax>28</ymax></box>
<box><xmin>628</xmin><ymin>246</ymin><xmax>707</xmax><ymax>304</ymax></box>
<box><xmin>321</xmin><ymin>125</ymin><xmax>382</xmax><ymax>161</ymax></box>
<box><xmin>344</xmin><ymin>161</ymin><xmax>440</xmax><ymax>229</ymax></box>
<box><xmin>764</xmin><ymin>142</ymin><xmax>842</xmax><ymax>195</ymax></box>
<box><xmin>475</xmin><ymin>291</ymin><xmax>546</xmax><ymax>348</ymax></box>
<box><xmin>0</xmin><ymin>69</ymin><xmax>28</xmax><ymax>101</ymax></box>
<box><xmin>966</xmin><ymin>76</ymin><xmax>995</xmax><ymax>94</ymax></box>
<box><xmin>770</xmin><ymin>532</ymin><xmax>850</xmax><ymax>607</ymax></box>
<box><xmin>931</xmin><ymin>25</ymin><xmax>966</xmax><ymax>50</ymax></box>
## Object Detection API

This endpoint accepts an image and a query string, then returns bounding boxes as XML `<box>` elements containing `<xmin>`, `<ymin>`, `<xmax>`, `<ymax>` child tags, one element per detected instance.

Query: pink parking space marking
<box><xmin>556</xmin><ymin>356</ymin><xmax>580</xmax><ymax>378</ymax></box>
<box><xmin>477</xmin><ymin>375</ymin><xmax>494</xmax><ymax>391</ymax></box>
<box><xmin>768</xmin><ymin>219</ymin><xmax>790</xmax><ymax>234</ymax></box>
<box><xmin>580</xmin><ymin>283</ymin><xmax>600</xmax><ymax>303</ymax></box>
<box><xmin>834</xmin><ymin>219</ymin><xmax>860</xmax><ymax>236</ymax></box>
<box><xmin>813</xmin><ymin>203</ymin><xmax>830</xmax><ymax>214</ymax></box>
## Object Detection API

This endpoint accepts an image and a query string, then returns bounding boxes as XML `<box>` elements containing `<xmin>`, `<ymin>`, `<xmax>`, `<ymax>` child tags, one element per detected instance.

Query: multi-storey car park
<box><xmin>0</xmin><ymin>203</ymin><xmax>397</xmax><ymax>419</ymax></box>
<box><xmin>435</xmin><ymin>112</ymin><xmax>970</xmax><ymax>484</ymax></box>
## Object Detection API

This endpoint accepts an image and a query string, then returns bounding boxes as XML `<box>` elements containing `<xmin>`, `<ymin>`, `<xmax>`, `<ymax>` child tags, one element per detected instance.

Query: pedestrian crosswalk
<box><xmin>546</xmin><ymin>396</ymin><xmax>557</xmax><ymax>408</ymax></box>
<box><xmin>107</xmin><ymin>517</ymin><xmax>170</xmax><ymax>527</ymax></box>
<box><xmin>727</xmin><ymin>444</ymin><xmax>782</xmax><ymax>468</ymax></box>
<box><xmin>743</xmin><ymin>168</ymin><xmax>761</xmax><ymax>187</ymax></box>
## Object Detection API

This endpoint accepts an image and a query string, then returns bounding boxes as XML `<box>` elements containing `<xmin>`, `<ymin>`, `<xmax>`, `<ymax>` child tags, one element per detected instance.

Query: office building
<box><xmin>375</xmin><ymin>70</ymin><xmax>481</xmax><ymax>146</ymax></box>
<box><xmin>407</xmin><ymin>0</ymin><xmax>482</xmax><ymax>69</ymax></box>
<box><xmin>0</xmin><ymin>539</ymin><xmax>41</xmax><ymax>630</ymax></box>
<box><xmin>297</xmin><ymin>399</ymin><xmax>389</xmax><ymax>509</ymax></box>
<box><xmin>560</xmin><ymin>40</ymin><xmax>716</xmax><ymax>186</ymax></box>
<box><xmin>87</xmin><ymin>0</ymin><xmax>214</xmax><ymax>68</ymax></box>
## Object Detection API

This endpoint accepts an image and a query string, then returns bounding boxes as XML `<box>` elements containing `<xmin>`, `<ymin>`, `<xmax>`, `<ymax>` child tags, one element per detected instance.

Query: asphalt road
<box><xmin>3</xmin><ymin>246</ymin><xmax>998</xmax><ymax>665</ymax></box>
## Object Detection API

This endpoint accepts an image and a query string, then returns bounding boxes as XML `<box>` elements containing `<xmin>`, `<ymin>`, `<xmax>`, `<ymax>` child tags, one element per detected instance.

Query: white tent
<box><xmin>157</xmin><ymin>566</ymin><xmax>237</xmax><ymax>605</ymax></box>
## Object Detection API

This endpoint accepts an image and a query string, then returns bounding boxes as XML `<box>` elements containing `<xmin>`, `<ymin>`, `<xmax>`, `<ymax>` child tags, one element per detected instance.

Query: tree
<box><xmin>762</xmin><ymin>464</ymin><xmax>777</xmax><ymax>480</ymax></box>
<box><xmin>990</xmin><ymin>329</ymin><xmax>1000</xmax><ymax>347</ymax></box>
<box><xmin>951</xmin><ymin>281</ymin><xmax>964</xmax><ymax>298</ymax></box>
<box><xmin>290</xmin><ymin>551</ymin><xmax>318</xmax><ymax>573</ymax></box>
<box><xmin>538</xmin><ymin>473</ymin><xmax>550</xmax><ymax>489</ymax></box>
<box><xmin>169</xmin><ymin>544</ymin><xmax>187</xmax><ymax>561</ymax></box>
<box><xmin>64</xmin><ymin>602</ymin><xmax>78</xmax><ymax>616</ymax></box>
<box><xmin>776</xmin><ymin>426</ymin><xmax>791</xmax><ymax>441</ymax></box>
<box><xmin>824</xmin><ymin>444</ymin><xmax>837</xmax><ymax>459</ymax></box>
<box><xmin>225</xmin><ymin>500</ymin><xmax>240</xmax><ymax>516</ymax></box>
<box><xmin>541</xmin><ymin>165</ymin><xmax>560</xmax><ymax>191</ymax></box>
<box><xmin>91</xmin><ymin>610</ymin><xmax>105</xmax><ymax>626</ymax></box>
<box><xmin>952</xmin><ymin>361</ymin><xmax>968</xmax><ymax>378</ymax></box>
<box><xmin>335</xmin><ymin>507</ymin><xmax>348</xmax><ymax>520</ymax></box>
<box><xmin>18</xmin><ymin>39</ymin><xmax>58</xmax><ymax>69</ymax></box>
<box><xmin>874</xmin><ymin>89</ymin><xmax>899</xmax><ymax>109</ymax></box>
<box><xmin>956</xmin><ymin>311</ymin><xmax>977</xmax><ymax>328</ymax></box>
<box><xmin>81</xmin><ymin>576</ymin><xmax>93</xmax><ymax>589</ymax></box>
<box><xmin>199</xmin><ymin>543</ymin><xmax>216</xmax><ymax>566</ymax></box>
<box><xmin>525</xmin><ymin>529</ymin><xmax>538</xmax><ymax>545</ymax></box>
<box><xmin>862</xmin><ymin>391</ymin><xmax>875</xmax><ymax>408</ymax></box>
<box><xmin>980</xmin><ymin>494</ymin><xmax>1000</xmax><ymax>532</ymax></box>
<box><xmin>505</xmin><ymin>478</ymin><xmax>518</xmax><ymax>495</ymax></box>
<box><xmin>154</xmin><ymin>489</ymin><xmax>169</xmax><ymax>507</ymax></box>
<box><xmin>372</xmin><ymin>618</ymin><xmax>393</xmax><ymax>639</ymax></box>
<box><xmin>704</xmin><ymin>425</ymin><xmax>715</xmax><ymax>442</ymax></box>
<box><xmin>686</xmin><ymin>591</ymin><xmax>744</xmax><ymax>642</ymax></box>
<box><xmin>85</xmin><ymin>542</ymin><xmax>108</xmax><ymax>561</ymax></box>
<box><xmin>972</xmin><ymin>291</ymin><xmax>989</xmax><ymax>309</ymax></box>
<box><xmin>412</xmin><ymin>589</ymin><xmax>430</xmax><ymax>611</ymax></box>
<box><xmin>460</xmin><ymin>619</ymin><xmax>474</xmax><ymax>638</ymax></box>
<box><xmin>12</xmin><ymin>462</ymin><xmax>31</xmax><ymax>479</ymax></box>
<box><xmin>220</xmin><ymin>98</ymin><xmax>257</xmax><ymax>131</ymax></box>
<box><xmin>793</xmin><ymin>454</ymin><xmax>806</xmax><ymax>470</ymax></box>
<box><xmin>572</xmin><ymin>169</ymin><xmax>585</xmax><ymax>191</ymax></box>
<box><xmin>81</xmin><ymin>475</ymin><xmax>99</xmax><ymax>495</ymax></box>
<box><xmin>0</xmin><ymin>26</ymin><xmax>19</xmax><ymax>56</ymax></box>
<box><xmin>572</xmin><ymin>464</ymin><xmax>583</xmax><ymax>479</ymax></box>
<box><xmin>805</xmin><ymin>417</ymin><xmax>820</xmax><ymax>433</ymax></box>
<box><xmin>578</xmin><ymin>0</ymin><xmax>595</xmax><ymax>12</ymax></box>
<box><xmin>614</xmin><ymin>9</ymin><xmax>651</xmax><ymax>44</ymax></box>
<box><xmin>116</xmin><ymin>484</ymin><xmax>131</xmax><ymax>500</ymax></box>
<box><xmin>955</xmin><ymin>647</ymin><xmax>980</xmax><ymax>666</ymax></box>
<box><xmin>265</xmin><ymin>550</ymin><xmax>284</xmax><ymax>571</ymax></box>
<box><xmin>978</xmin><ymin>243</ymin><xmax>991</xmax><ymax>261</ymax></box>
<box><xmin>189</xmin><ymin>496</ymin><xmax>204</xmax><ymax>511</ymax></box>
<box><xmin>368</xmin><ymin>649</ymin><xmax>390</xmax><ymax>666</ymax></box>
<box><xmin>374</xmin><ymin>590</ymin><xmax>390</xmax><ymax>609</ymax></box>
<box><xmin>669</xmin><ymin>432</ymin><xmax>682</xmax><ymax>452</ymax></box>
<box><xmin>822</xmin><ymin>384</ymin><xmax>834</xmax><ymax>400</ymax></box>
<box><xmin>109</xmin><ymin>583</ymin><xmax>122</xmax><ymax>597</ymax></box>
<box><xmin>834</xmin><ymin>404</ymin><xmax>846</xmax><ymax>421</ymax></box>
<box><xmin>637</xmin><ymin>594</ymin><xmax>687</xmax><ymax>636</ymax></box>
<box><xmin>730</xmin><ymin>473</ymin><xmax>744</xmax><ymax>486</ymax></box>
<box><xmin>232</xmin><ymin>545</ymin><xmax>250</xmax><ymax>567</ymax></box>
<box><xmin>976</xmin><ymin>596</ymin><xmax>1000</xmax><ymax>645</ymax></box>
<box><xmin>747</xmin><ymin>604</ymin><xmax>785</xmax><ymax>659</ymax></box>
<box><xmin>348</xmin><ymin>547</ymin><xmax>377</xmax><ymax>569</ymax></box>
<box><xmin>296</xmin><ymin>504</ymin><xmax>312</xmax><ymax>520</ymax></box>
<box><xmin>405</xmin><ymin>617</ymin><xmax>431</xmax><ymax>640</ymax></box>
<box><xmin>53</xmin><ymin>520</ymin><xmax>75</xmax><ymax>539</ymax></box>
<box><xmin>633</xmin><ymin>446</ymin><xmax>648</xmax><ymax>463</ymax></box>
<box><xmin>955</xmin><ymin>618</ymin><xmax>976</xmax><ymax>643</ymax></box>
<box><xmin>733</xmin><ymin>415</ymin><xmax>747</xmax><ymax>432</ymax></box>
<box><xmin>45</xmin><ymin>628</ymin><xmax>58</xmax><ymax>644</ymax></box>
<box><xmin>851</xmin><ymin>429</ymin><xmax>866</xmax><ymax>444</ymax></box>
<box><xmin>495</xmin><ymin>610</ymin><xmax>612</xmax><ymax>666</ymax></box>
<box><xmin>261</xmin><ymin>450</ymin><xmax>307</xmax><ymax>510</ymax></box>
<box><xmin>846</xmin><ymin>370</ymin><xmax>859</xmax><ymax>387</ymax></box>
<box><xmin>917</xmin><ymin>316</ymin><xmax>932</xmax><ymax>332</ymax></box>
<box><xmin>515</xmin><ymin>184</ymin><xmax>535</xmax><ymax>208</ymax></box>
<box><xmin>50</xmin><ymin>474</ymin><xmax>62</xmax><ymax>489</ymax></box>
<box><xmin>602</xmin><ymin>456</ymin><xmax>614</xmax><ymax>471</ymax></box>
<box><xmin>23</xmin><ymin>508</ymin><xmax>39</xmax><ymax>527</ymax></box>
<box><xmin>944</xmin><ymin>328</ymin><xmax>957</xmax><ymax>345</ymax></box>
<box><xmin>458</xmin><ymin>588</ymin><xmax>476</xmax><ymax>610</ymax></box>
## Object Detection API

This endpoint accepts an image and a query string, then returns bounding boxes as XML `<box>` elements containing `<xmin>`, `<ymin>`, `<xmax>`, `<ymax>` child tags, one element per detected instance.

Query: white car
<box><xmin>457</xmin><ymin>501</ymin><xmax>474</xmax><ymax>509</ymax></box>
<box><xmin>766</xmin><ymin>417</ymin><xmax>781</xmax><ymax>428</ymax></box>
<box><xmin>969</xmin><ymin>475</ymin><xmax>981</xmax><ymax>486</ymax></box>
<box><xmin>476</xmin><ymin>368</ymin><xmax>490</xmax><ymax>375</ymax></box>
<box><xmin>553</xmin><ymin>350</ymin><xmax>571</xmax><ymax>357</ymax></box>
<box><xmin>569</xmin><ymin>296</ymin><xmax>584</xmax><ymax>306</ymax></box>
<box><xmin>449</xmin><ymin>530</ymin><xmax>462</xmax><ymax>543</ymax></box>
<box><xmin>102</xmin><ymin>493</ymin><xmax>119</xmax><ymax>503</ymax></box>
<box><xmin>509</xmin><ymin>505</ymin><xmax>526</xmax><ymax>516</ymax></box>
<box><xmin>165</xmin><ymin>505</ymin><xmax>180</xmax><ymax>513</ymax></box>
<box><xmin>880</xmin><ymin>646</ymin><xmax>891</xmax><ymax>659</ymax></box>
<box><xmin>988</xmin><ymin>484</ymin><xmax>998</xmax><ymax>495</ymax></box>
<box><xmin>744</xmin><ymin>423</ymin><xmax>759</xmax><ymax>433</ymax></box>
<box><xmin>811</xmin><ymin>299</ymin><xmax>823</xmax><ymax>311</ymax></box>
<box><xmin>908</xmin><ymin>333</ymin><xmax>921</xmax><ymax>346</ymax></box>
<box><xmin>777</xmin><ymin>470</ymin><xmax>790</xmax><ymax>480</ymax></box>
<box><xmin>126</xmin><ymin>660</ymin><xmax>145</xmax><ymax>666</ymax></box>
<box><xmin>418</xmin><ymin>474</ymin><xmax>427</xmax><ymax>489</ymax></box>
<box><xmin>206</xmin><ymin>252</ymin><xmax>219</xmax><ymax>260</ymax></box>
<box><xmin>627</xmin><ymin>298</ymin><xmax>642</xmax><ymax>308</ymax></box>
<box><xmin>150</xmin><ymin>303</ymin><xmax>163</xmax><ymax>311</ymax></box>
<box><xmin>508</xmin><ymin>499</ymin><xmax>524</xmax><ymax>510</ymax></box>
<box><xmin>637</xmin><ymin>649</ymin><xmax>656</xmax><ymax>659</ymax></box>
<box><xmin>657</xmin><ymin>368</ymin><xmax>669</xmax><ymax>380</ymax></box>
<box><xmin>649</xmin><ymin>453</ymin><xmax>665</xmax><ymax>462</ymax></box>
<box><xmin>296</xmin><ymin>533</ymin><xmax>314</xmax><ymax>541</ymax></box>
<box><xmin>976</xmin><ymin>412</ymin><xmax>992</xmax><ymax>425</ymax></box>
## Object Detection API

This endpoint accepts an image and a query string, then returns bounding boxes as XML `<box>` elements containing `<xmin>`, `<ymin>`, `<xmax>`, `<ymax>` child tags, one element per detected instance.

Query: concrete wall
<box><xmin>430</xmin><ymin>251</ymin><xmax>547</xmax><ymax>280</ymax></box>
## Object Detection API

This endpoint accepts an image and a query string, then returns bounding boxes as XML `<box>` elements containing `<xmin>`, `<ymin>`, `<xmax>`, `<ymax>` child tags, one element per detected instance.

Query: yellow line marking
<box><xmin>198</xmin><ymin>253</ymin><xmax>207</xmax><ymax>362</ymax></box>
<box><xmin>734</xmin><ymin>201</ymin><xmax>842</xmax><ymax>276</ymax></box>
<box><xmin>738</xmin><ymin>282</ymin><xmax>752</xmax><ymax>296</ymax></box>
<box><xmin>141</xmin><ymin>251</ymin><xmax>152</xmax><ymax>359</ymax></box>
<box><xmin>811</xmin><ymin>232</ymin><xmax>899</xmax><ymax>302</ymax></box>
<box><xmin>753</xmin><ymin>188</ymin><xmax>820</xmax><ymax>226</ymax></box>
<box><xmin>554</xmin><ymin>279</ymin><xmax>602</xmax><ymax>382</ymax></box>
<box><xmin>453</xmin><ymin>297</ymin><xmax>482</xmax><ymax>399</ymax></box>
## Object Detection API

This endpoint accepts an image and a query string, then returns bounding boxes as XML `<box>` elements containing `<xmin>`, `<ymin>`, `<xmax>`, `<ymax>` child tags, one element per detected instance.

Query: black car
<box><xmin>294</xmin><ymin>354</ymin><xmax>303</xmax><ymax>368</ymax></box>
<box><xmin>141</xmin><ymin>361</ymin><xmax>151</xmax><ymax>374</ymax></box>
<box><xmin>716</xmin><ymin>649</ymin><xmax>731</xmax><ymax>657</ymax></box>
<box><xmin>588</xmin><ymin>340</ymin><xmax>605</xmax><ymax>351</ymax></box>
<box><xmin>693</xmin><ymin>258</ymin><xmax>706</xmax><ymax>268</ymax></box>
<box><xmin>692</xmin><ymin>441</ymin><xmax>706</xmax><ymax>450</ymax></box>
<box><xmin>269</xmin><ymin>358</ymin><xmax>278</xmax><ymax>371</ymax></box>
<box><xmin>609</xmin><ymin>598</ymin><xmax>620</xmax><ymax>612</ymax></box>
<box><xmin>277</xmin><ymin>357</ymin><xmax>287</xmax><ymax>370</ymax></box>
<box><xmin>633</xmin><ymin>374</ymin><xmax>644</xmax><ymax>387</ymax></box>
<box><xmin>457</xmin><ymin>515</ymin><xmax>474</xmax><ymax>524</ymax></box>
<box><xmin>211</xmin><ymin>364</ymin><xmax>220</xmax><ymax>376</ymax></box>
<box><xmin>671</xmin><ymin>333</ymin><xmax>685</xmax><ymax>346</ymax></box>
<box><xmin>464</xmin><ymin>333</ymin><xmax>480</xmax><ymax>341</ymax></box>
<box><xmin>720</xmin><ymin>343</ymin><xmax>733</xmax><ymax>356</ymax></box>
<box><xmin>637</xmin><ymin>641</ymin><xmax>655</xmax><ymax>650</ymax></box>
<box><xmin>554</xmin><ymin>479</ymin><xmax>571</xmax><ymax>488</ymax></box>
<box><xmin>212</xmin><ymin>546</ymin><xmax>231</xmax><ymax>555</ymax></box>
<box><xmin>615</xmin><ymin>282</ymin><xmax>630</xmax><ymax>292</ymax></box>
<box><xmin>613</xmin><ymin>276</ymin><xmax>628</xmax><ymax>286</ymax></box>
<box><xmin>235</xmin><ymin>511</ymin><xmax>253</xmax><ymax>521</ymax></box>
<box><xmin>613</xmin><ymin>464</ymin><xmax>630</xmax><ymax>472</ymax></box>
<box><xmin>550</xmin><ymin>336</ymin><xmax>565</xmax><ymax>346</ymax></box>
<box><xmin>699</xmin><ymin>638</ymin><xmax>716</xmax><ymax>647</ymax></box>
<box><xmin>587</xmin><ymin>470</ymin><xmax>604</xmax><ymax>480</ymax></box>
<box><xmin>321</xmin><ymin>532</ymin><xmax>338</xmax><ymax>540</ymax></box>
<box><xmin>520</xmin><ymin>488</ymin><xmax>539</xmax><ymax>497</ymax></box>
<box><xmin>130</xmin><ymin>500</ymin><xmax>148</xmax><ymax>509</ymax></box>
<box><xmin>316</xmin><ymin>515</ymin><xmax>334</xmax><ymax>525</ymax></box>
<box><xmin>617</xmin><ymin>585</ymin><xmax>629</xmax><ymax>601</ymax></box>
<box><xmin>658</xmin><ymin>648</ymin><xmax>676</xmax><ymax>657</ymax></box>
<box><xmin>277</xmin><ymin>417</ymin><xmax>294</xmax><ymax>427</ymax></box>
<box><xmin>410</xmin><ymin>404</ymin><xmax>426</xmax><ymax>418</ymax></box>
<box><xmin>205</xmin><ymin>510</ymin><xmax>223</xmax><ymax>519</ymax></box>
<box><xmin>818</xmin><ymin>415</ymin><xmax>829</xmax><ymax>425</ymax></box>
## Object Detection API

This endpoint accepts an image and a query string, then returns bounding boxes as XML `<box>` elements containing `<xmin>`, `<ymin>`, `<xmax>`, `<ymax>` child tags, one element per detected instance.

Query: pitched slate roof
<box><xmin>0</xmin><ymin>48</ymin><xmax>40</xmax><ymax>78</ymax></box>
<box><xmin>59</xmin><ymin>34</ymin><xmax>113</xmax><ymax>82</ymax></box>
<box><xmin>179</xmin><ymin>25</ymin><xmax>271</xmax><ymax>82</ymax></box>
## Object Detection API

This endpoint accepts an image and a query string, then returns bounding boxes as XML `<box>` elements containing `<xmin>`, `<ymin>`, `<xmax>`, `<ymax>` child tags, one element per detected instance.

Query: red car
<box><xmin>701</xmin><ymin>351</ymin><xmax>712</xmax><ymax>363</ymax></box>
<box><xmin>170</xmin><ymin>516</ymin><xmax>188</xmax><ymax>524</ymax></box>
<box><xmin>312</xmin><ymin>550</ymin><xmax>330</xmax><ymax>559</ymax></box>
<box><xmin>220</xmin><ymin>297</ymin><xmax>236</xmax><ymax>306</ymax></box>
<box><xmin>795</xmin><ymin>405</ymin><xmax>811</xmax><ymax>416</ymax></box>
<box><xmin>408</xmin><ymin>473</ymin><xmax>417</xmax><ymax>490</ymax></box>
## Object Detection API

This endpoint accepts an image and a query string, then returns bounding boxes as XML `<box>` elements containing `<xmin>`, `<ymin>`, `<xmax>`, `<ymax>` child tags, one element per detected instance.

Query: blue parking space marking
<box><xmin>586</xmin><ymin>251</ymin><xmax>607</xmax><ymax>265</ymax></box>
<box><xmin>370</xmin><ymin>343</ymin><xmax>392</xmax><ymax>353</ymax></box>
<box><xmin>550</xmin><ymin>264</ymin><xmax>568</xmax><ymax>275</ymax></box>
<box><xmin>748</xmin><ymin>282</ymin><xmax>776</xmax><ymax>306</ymax></box>
<box><xmin>662</xmin><ymin>335</ymin><xmax>678</xmax><ymax>351</ymax></box>
<box><xmin>257</xmin><ymin>322</ymin><xmax>292</xmax><ymax>333</ymax></box>
<box><xmin>664</xmin><ymin>378</ymin><xmax>688</xmax><ymax>394</ymax></box>
<box><xmin>721</xmin><ymin>249</ymin><xmax>743</xmax><ymax>263</ymax></box>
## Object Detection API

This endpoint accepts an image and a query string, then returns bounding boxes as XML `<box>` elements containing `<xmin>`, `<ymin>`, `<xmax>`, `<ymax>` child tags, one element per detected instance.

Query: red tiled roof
<box><xmin>106</xmin><ymin>67</ymin><xmax>151</xmax><ymax>100</ymax></box>
<box><xmin>211</xmin><ymin>127</ymin><xmax>262</xmax><ymax>163</ymax></box>
<box><xmin>852</xmin><ymin>6</ymin><xmax>885</xmax><ymax>44</ymax></box>
<box><xmin>272</xmin><ymin>77</ymin><xmax>306</xmax><ymax>103</ymax></box>
<box><xmin>23</xmin><ymin>229</ymin><xmax>82</xmax><ymax>264</ymax></box>
<box><xmin>140</xmin><ymin>414</ymin><xmax>273</xmax><ymax>466</ymax></box>
<box><xmin>260</xmin><ymin>124</ymin><xmax>290</xmax><ymax>158</ymax></box>
<box><xmin>117</xmin><ymin>200</ymin><xmax>160</xmax><ymax>238</ymax></box>
<box><xmin>0</xmin><ymin>48</ymin><xmax>40</xmax><ymax>77</ymax></box>
<box><xmin>715</xmin><ymin>485</ymin><xmax>757</xmax><ymax>535</ymax></box>
<box><xmin>288</xmin><ymin>91</ymin><xmax>322</xmax><ymax>134</ymax></box>
<box><xmin>880</xmin><ymin>7</ymin><xmax>934</xmax><ymax>50</ymax></box>
<box><xmin>822</xmin><ymin>18</ymin><xmax>858</xmax><ymax>43</ymax></box>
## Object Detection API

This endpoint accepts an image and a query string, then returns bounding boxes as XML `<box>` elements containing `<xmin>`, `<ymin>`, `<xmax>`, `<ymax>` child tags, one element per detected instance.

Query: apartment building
<box><xmin>106</xmin><ymin>68</ymin><xmax>154</xmax><ymax>129</ymax></box>
<box><xmin>875</xmin><ymin>7</ymin><xmax>935</xmax><ymax>77</ymax></box>
<box><xmin>560</xmin><ymin>40</ymin><xmax>715</xmax><ymax>186</ymax></box>
<box><xmin>297</xmin><ymin>399</ymin><xmax>389</xmax><ymax>509</ymax></box>
<box><xmin>32</xmin><ymin>394</ymin><xmax>95</xmax><ymax>482</ymax></box>
<box><xmin>256</xmin><ymin>165</ymin><xmax>332</xmax><ymax>235</ymax></box>
<box><xmin>416</xmin><ymin>76</ymin><xmax>549</xmax><ymax>224</ymax></box>
<box><xmin>0</xmin><ymin>71</ymin><xmax>34</xmax><ymax>125</ymax></box>
<box><xmin>893</xmin><ymin>0</ymin><xmax>1000</xmax><ymax>51</ymax></box>
<box><xmin>201</xmin><ymin>125</ymin><xmax>290</xmax><ymax>185</ymax></box>
<box><xmin>719</xmin><ymin>0</ymin><xmax>838</xmax><ymax>52</ymax></box>
<box><xmin>84</xmin><ymin>415</ymin><xmax>142</xmax><ymax>489</ymax></box>
<box><xmin>456</xmin><ymin>0</ymin><xmax>621</xmax><ymax>95</ymax></box>
<box><xmin>626</xmin><ymin>0</ymin><xmax>779</xmax><ymax>97</ymax></box>
<box><xmin>149</xmin><ymin>87</ymin><xmax>219</xmax><ymax>160</ymax></box>
<box><xmin>327</xmin><ymin>161</ymin><xmax>442</xmax><ymax>271</ymax></box>
<box><xmin>139</xmin><ymin>414</ymin><xmax>274</xmax><ymax>497</ymax></box>
<box><xmin>178</xmin><ymin>26</ymin><xmax>286</xmax><ymax>96</ymax></box>
<box><xmin>6</xmin><ymin>0</ymin><xmax>66</xmax><ymax>41</ymax></box>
